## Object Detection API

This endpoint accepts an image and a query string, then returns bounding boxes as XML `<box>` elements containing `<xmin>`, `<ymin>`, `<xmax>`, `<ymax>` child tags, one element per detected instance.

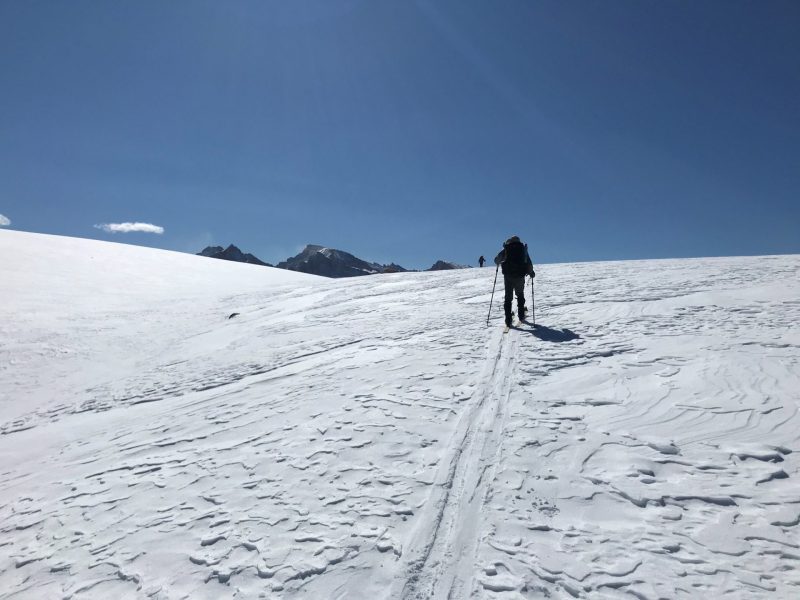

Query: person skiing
<box><xmin>494</xmin><ymin>235</ymin><xmax>534</xmax><ymax>327</ymax></box>
<box><xmin>478</xmin><ymin>255</ymin><xmax>486</xmax><ymax>267</ymax></box>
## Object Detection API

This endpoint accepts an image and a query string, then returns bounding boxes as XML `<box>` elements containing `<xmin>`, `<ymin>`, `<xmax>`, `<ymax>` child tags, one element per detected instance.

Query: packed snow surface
<box><xmin>1</xmin><ymin>230</ymin><xmax>799</xmax><ymax>599</ymax></box>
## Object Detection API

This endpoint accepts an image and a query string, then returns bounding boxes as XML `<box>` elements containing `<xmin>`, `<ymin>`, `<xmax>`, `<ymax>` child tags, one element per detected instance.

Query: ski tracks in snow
<box><xmin>3</xmin><ymin>252</ymin><xmax>800</xmax><ymax>599</ymax></box>
<box><xmin>464</xmin><ymin>258</ymin><xmax>800</xmax><ymax>599</ymax></box>
<box><xmin>392</xmin><ymin>327</ymin><xmax>518</xmax><ymax>600</ymax></box>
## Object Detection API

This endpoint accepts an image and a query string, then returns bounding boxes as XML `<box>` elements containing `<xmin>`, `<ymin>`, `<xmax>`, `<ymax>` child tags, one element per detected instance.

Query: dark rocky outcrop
<box><xmin>277</xmin><ymin>245</ymin><xmax>407</xmax><ymax>278</ymax></box>
<box><xmin>382</xmin><ymin>263</ymin><xmax>408</xmax><ymax>274</ymax></box>
<box><xmin>198</xmin><ymin>244</ymin><xmax>271</xmax><ymax>267</ymax></box>
<box><xmin>198</xmin><ymin>246</ymin><xmax>225</xmax><ymax>257</ymax></box>
<box><xmin>427</xmin><ymin>260</ymin><xmax>468</xmax><ymax>271</ymax></box>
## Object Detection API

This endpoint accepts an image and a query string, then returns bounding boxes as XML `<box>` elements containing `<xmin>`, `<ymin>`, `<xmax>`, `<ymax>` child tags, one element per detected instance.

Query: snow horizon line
<box><xmin>1</xmin><ymin>227</ymin><xmax>797</xmax><ymax>270</ymax></box>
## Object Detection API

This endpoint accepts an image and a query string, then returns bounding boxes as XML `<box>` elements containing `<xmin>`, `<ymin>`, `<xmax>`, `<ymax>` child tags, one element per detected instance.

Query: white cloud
<box><xmin>94</xmin><ymin>222</ymin><xmax>164</xmax><ymax>234</ymax></box>
<box><xmin>0</xmin><ymin>214</ymin><xmax>10</xmax><ymax>227</ymax></box>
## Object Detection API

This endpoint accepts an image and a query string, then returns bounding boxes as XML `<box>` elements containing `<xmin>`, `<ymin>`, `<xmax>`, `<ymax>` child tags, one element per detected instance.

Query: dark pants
<box><xmin>504</xmin><ymin>275</ymin><xmax>526</xmax><ymax>320</ymax></box>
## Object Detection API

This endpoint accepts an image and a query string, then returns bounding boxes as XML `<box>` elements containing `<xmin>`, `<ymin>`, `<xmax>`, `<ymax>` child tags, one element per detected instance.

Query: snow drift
<box><xmin>1</xmin><ymin>230</ymin><xmax>798</xmax><ymax>599</ymax></box>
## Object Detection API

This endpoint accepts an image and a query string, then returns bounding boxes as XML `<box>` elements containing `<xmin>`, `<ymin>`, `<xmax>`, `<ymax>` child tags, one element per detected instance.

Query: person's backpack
<box><xmin>502</xmin><ymin>238</ymin><xmax>528</xmax><ymax>275</ymax></box>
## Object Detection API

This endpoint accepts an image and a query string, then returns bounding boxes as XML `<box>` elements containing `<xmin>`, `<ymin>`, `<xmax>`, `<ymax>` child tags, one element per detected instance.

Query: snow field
<box><xmin>1</xmin><ymin>230</ymin><xmax>799</xmax><ymax>599</ymax></box>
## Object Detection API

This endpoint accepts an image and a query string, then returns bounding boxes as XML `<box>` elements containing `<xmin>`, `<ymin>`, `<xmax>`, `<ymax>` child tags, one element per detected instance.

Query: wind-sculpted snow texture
<box><xmin>1</xmin><ymin>231</ymin><xmax>799</xmax><ymax>599</ymax></box>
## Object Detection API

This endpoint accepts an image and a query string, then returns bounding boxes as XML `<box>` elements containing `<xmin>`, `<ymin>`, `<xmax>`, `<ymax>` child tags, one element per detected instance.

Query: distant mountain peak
<box><xmin>197</xmin><ymin>244</ymin><xmax>271</xmax><ymax>267</ymax></box>
<box><xmin>198</xmin><ymin>245</ymin><xmax>224</xmax><ymax>257</ymax></box>
<box><xmin>428</xmin><ymin>260</ymin><xmax>468</xmax><ymax>271</ymax></box>
<box><xmin>277</xmin><ymin>244</ymin><xmax>407</xmax><ymax>278</ymax></box>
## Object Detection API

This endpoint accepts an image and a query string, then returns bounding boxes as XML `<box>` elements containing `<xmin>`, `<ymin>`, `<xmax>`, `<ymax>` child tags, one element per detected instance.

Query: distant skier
<box><xmin>494</xmin><ymin>236</ymin><xmax>534</xmax><ymax>327</ymax></box>
<box><xmin>479</xmin><ymin>255</ymin><xmax>486</xmax><ymax>267</ymax></box>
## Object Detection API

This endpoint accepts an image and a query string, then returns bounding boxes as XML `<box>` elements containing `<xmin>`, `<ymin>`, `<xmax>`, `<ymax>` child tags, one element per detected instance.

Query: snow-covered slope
<box><xmin>1</xmin><ymin>230</ymin><xmax>799</xmax><ymax>599</ymax></box>
<box><xmin>0</xmin><ymin>230</ymin><xmax>316</xmax><ymax>429</ymax></box>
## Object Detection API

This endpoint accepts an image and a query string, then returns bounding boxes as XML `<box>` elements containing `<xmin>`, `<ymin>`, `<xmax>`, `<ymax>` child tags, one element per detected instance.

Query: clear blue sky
<box><xmin>1</xmin><ymin>1</ymin><xmax>798</xmax><ymax>268</ymax></box>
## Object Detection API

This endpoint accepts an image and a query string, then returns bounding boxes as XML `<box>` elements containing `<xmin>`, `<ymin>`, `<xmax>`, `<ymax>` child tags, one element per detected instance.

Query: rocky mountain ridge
<box><xmin>199</xmin><ymin>243</ymin><xmax>467</xmax><ymax>278</ymax></box>
<box><xmin>197</xmin><ymin>244</ymin><xmax>272</xmax><ymax>267</ymax></box>
<box><xmin>276</xmin><ymin>245</ymin><xmax>410</xmax><ymax>278</ymax></box>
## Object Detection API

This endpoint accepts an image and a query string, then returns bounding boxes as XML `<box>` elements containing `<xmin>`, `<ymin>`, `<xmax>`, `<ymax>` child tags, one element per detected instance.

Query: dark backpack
<box><xmin>502</xmin><ymin>239</ymin><xmax>527</xmax><ymax>276</ymax></box>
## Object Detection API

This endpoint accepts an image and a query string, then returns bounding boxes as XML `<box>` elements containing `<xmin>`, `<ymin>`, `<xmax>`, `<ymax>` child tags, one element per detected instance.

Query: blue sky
<box><xmin>1</xmin><ymin>1</ymin><xmax>798</xmax><ymax>268</ymax></box>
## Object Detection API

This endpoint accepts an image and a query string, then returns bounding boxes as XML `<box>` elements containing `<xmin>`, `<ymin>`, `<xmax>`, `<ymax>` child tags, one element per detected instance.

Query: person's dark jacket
<box><xmin>494</xmin><ymin>236</ymin><xmax>534</xmax><ymax>277</ymax></box>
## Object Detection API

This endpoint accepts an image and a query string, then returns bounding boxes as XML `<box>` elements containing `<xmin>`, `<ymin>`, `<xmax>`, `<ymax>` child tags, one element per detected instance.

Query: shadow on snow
<box><xmin>515</xmin><ymin>322</ymin><xmax>581</xmax><ymax>343</ymax></box>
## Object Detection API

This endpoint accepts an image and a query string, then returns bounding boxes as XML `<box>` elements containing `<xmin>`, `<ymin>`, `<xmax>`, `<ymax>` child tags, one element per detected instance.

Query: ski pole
<box><xmin>531</xmin><ymin>275</ymin><xmax>536</xmax><ymax>325</ymax></box>
<box><xmin>486</xmin><ymin>263</ymin><xmax>499</xmax><ymax>326</ymax></box>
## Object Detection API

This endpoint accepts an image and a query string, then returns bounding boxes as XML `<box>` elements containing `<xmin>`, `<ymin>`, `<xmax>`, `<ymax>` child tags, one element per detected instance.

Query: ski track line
<box><xmin>390</xmin><ymin>326</ymin><xmax>518</xmax><ymax>600</ymax></box>
<box><xmin>0</xmin><ymin>337</ymin><xmax>368</xmax><ymax>436</ymax></box>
